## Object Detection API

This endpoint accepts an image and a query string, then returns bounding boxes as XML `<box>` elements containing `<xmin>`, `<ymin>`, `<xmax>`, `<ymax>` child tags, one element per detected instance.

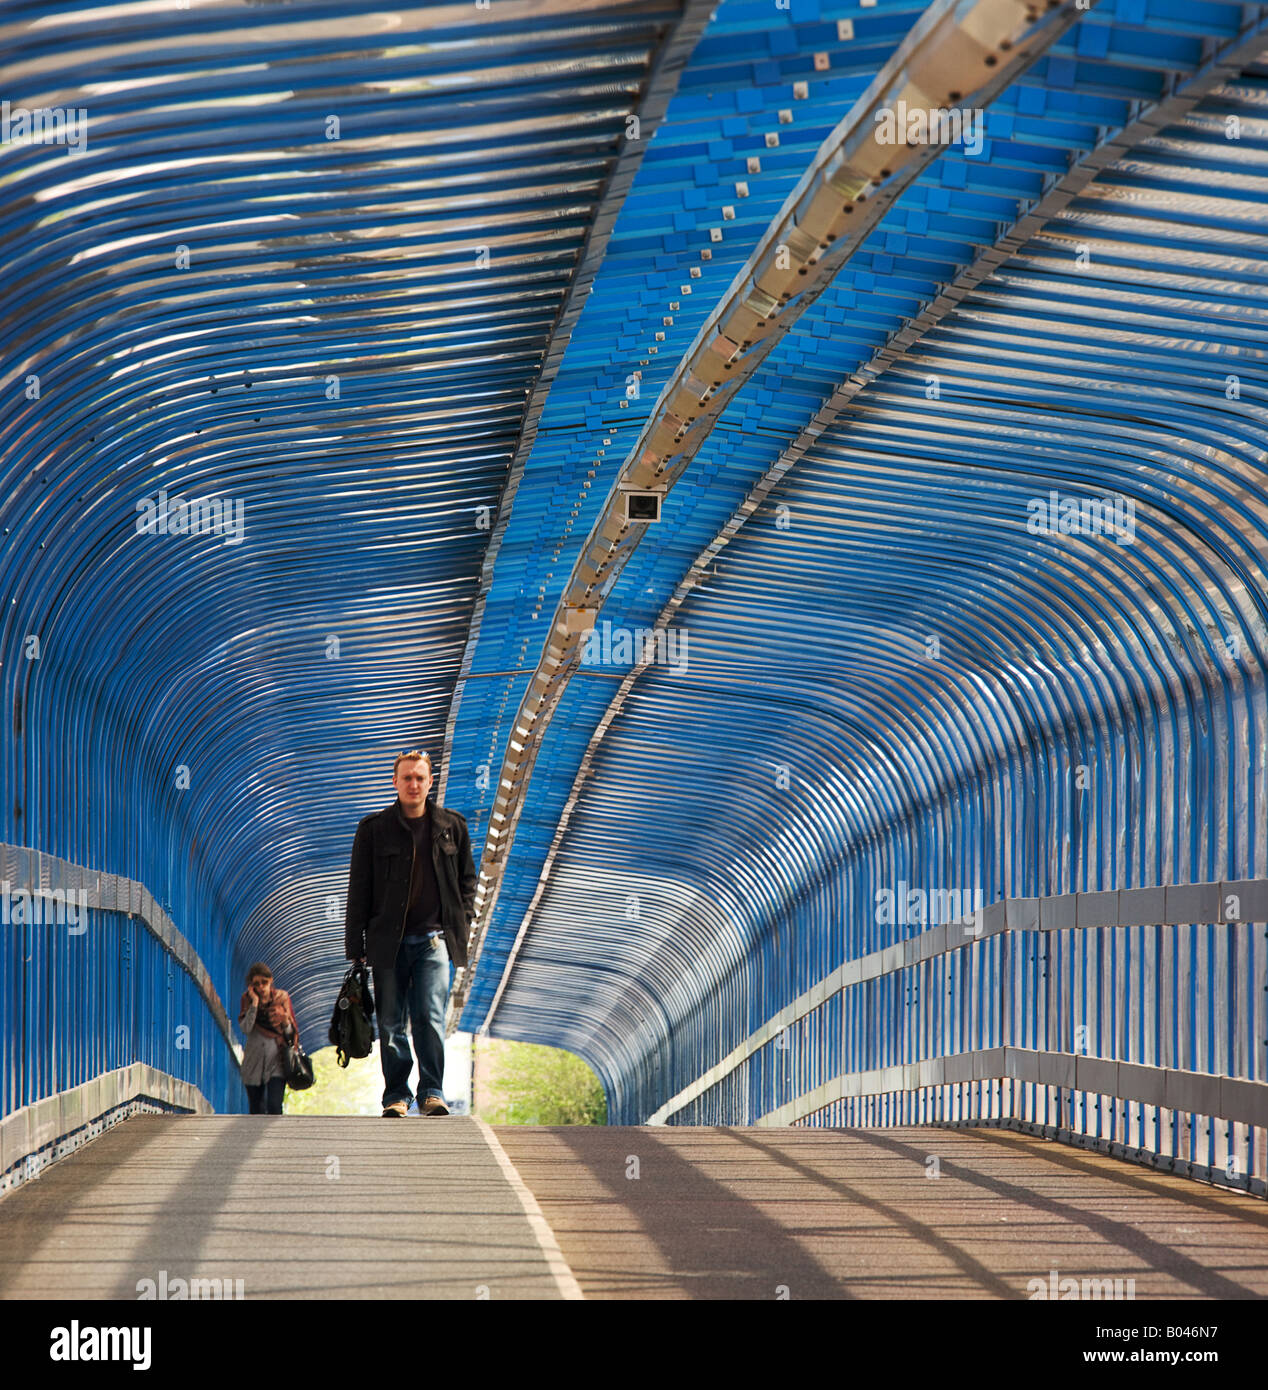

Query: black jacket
<box><xmin>344</xmin><ymin>800</ymin><xmax>477</xmax><ymax>971</ymax></box>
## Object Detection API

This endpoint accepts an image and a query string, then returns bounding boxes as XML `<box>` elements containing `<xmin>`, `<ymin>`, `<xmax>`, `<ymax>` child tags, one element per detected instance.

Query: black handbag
<box><xmin>328</xmin><ymin>962</ymin><xmax>375</xmax><ymax>1067</ymax></box>
<box><xmin>282</xmin><ymin>1035</ymin><xmax>315</xmax><ymax>1090</ymax></box>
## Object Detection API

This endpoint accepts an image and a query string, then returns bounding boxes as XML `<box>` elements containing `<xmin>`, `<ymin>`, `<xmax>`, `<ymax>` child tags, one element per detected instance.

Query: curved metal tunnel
<box><xmin>2</xmin><ymin>0</ymin><xmax>1267</xmax><ymax>1192</ymax></box>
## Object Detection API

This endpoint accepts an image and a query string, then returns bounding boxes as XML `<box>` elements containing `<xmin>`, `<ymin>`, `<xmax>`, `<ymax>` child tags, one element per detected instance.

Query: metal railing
<box><xmin>0</xmin><ymin>841</ymin><xmax>242</xmax><ymax>1185</ymax></box>
<box><xmin>651</xmin><ymin>880</ymin><xmax>1268</xmax><ymax>1194</ymax></box>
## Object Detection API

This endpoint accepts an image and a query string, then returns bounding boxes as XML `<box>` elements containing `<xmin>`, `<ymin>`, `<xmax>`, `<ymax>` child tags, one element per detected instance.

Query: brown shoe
<box><xmin>421</xmin><ymin>1097</ymin><xmax>450</xmax><ymax>1117</ymax></box>
<box><xmin>381</xmin><ymin>1101</ymin><xmax>408</xmax><ymax>1118</ymax></box>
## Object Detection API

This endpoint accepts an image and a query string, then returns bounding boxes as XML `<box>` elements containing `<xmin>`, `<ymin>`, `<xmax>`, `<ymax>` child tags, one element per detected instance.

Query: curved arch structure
<box><xmin>2</xmin><ymin>0</ymin><xmax>1267</xmax><ymax>1190</ymax></box>
<box><xmin>1</xmin><ymin>0</ymin><xmax>703</xmax><ymax>1121</ymax></box>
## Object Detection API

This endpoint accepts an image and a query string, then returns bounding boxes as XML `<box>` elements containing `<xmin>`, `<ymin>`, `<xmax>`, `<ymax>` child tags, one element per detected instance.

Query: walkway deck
<box><xmin>2</xmin><ymin>1119</ymin><xmax>1265</xmax><ymax>1300</ymax></box>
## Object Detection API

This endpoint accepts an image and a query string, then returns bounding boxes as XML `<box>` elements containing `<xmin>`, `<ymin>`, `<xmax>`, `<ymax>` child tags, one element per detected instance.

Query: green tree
<box><xmin>279</xmin><ymin>1043</ymin><xmax>384</xmax><ymax>1115</ymax></box>
<box><xmin>479</xmin><ymin>1040</ymin><xmax>606</xmax><ymax>1125</ymax></box>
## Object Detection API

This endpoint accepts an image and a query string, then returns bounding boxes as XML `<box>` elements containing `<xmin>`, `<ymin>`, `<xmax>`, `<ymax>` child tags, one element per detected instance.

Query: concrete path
<box><xmin>0</xmin><ymin>1116</ymin><xmax>570</xmax><ymax>1299</ymax></box>
<box><xmin>494</xmin><ymin>1125</ymin><xmax>1268</xmax><ymax>1299</ymax></box>
<box><xmin>2</xmin><ymin>1118</ymin><xmax>1266</xmax><ymax>1299</ymax></box>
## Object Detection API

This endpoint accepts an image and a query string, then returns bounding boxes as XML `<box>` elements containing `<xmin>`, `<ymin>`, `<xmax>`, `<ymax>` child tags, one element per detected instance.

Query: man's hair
<box><xmin>246</xmin><ymin>962</ymin><xmax>272</xmax><ymax>984</ymax></box>
<box><xmin>393</xmin><ymin>748</ymin><xmax>433</xmax><ymax>776</ymax></box>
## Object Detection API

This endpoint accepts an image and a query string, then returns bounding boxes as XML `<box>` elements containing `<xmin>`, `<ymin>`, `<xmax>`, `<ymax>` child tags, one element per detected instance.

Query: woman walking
<box><xmin>238</xmin><ymin>962</ymin><xmax>299</xmax><ymax>1114</ymax></box>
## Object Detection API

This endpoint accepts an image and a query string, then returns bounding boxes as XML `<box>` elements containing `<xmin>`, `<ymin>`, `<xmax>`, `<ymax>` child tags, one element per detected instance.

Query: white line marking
<box><xmin>473</xmin><ymin>1118</ymin><xmax>584</xmax><ymax>1300</ymax></box>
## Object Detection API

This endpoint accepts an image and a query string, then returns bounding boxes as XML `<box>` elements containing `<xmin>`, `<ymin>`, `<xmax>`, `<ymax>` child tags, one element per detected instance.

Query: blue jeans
<box><xmin>374</xmin><ymin>936</ymin><xmax>451</xmax><ymax>1107</ymax></box>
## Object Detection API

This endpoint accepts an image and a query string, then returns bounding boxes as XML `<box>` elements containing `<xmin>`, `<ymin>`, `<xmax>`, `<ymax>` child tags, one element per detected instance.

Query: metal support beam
<box><xmin>455</xmin><ymin>0</ymin><xmax>1098</xmax><ymax>1025</ymax></box>
<box><xmin>470</xmin><ymin>7</ymin><xmax>1268</xmax><ymax>1038</ymax></box>
<box><xmin>438</xmin><ymin>0</ymin><xmax>717</xmax><ymax>807</ymax></box>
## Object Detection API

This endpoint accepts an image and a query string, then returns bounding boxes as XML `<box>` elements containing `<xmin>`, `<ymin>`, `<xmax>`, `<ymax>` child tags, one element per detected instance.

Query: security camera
<box><xmin>624</xmin><ymin>491</ymin><xmax>661</xmax><ymax>523</ymax></box>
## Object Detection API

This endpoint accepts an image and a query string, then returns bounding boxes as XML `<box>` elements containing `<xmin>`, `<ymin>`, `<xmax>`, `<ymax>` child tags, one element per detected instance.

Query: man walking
<box><xmin>344</xmin><ymin>750</ymin><xmax>477</xmax><ymax>1117</ymax></box>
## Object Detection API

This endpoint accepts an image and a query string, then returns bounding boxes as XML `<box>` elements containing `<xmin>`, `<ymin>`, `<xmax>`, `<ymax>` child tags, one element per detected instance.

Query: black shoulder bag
<box><xmin>328</xmin><ymin>962</ymin><xmax>376</xmax><ymax>1066</ymax></box>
